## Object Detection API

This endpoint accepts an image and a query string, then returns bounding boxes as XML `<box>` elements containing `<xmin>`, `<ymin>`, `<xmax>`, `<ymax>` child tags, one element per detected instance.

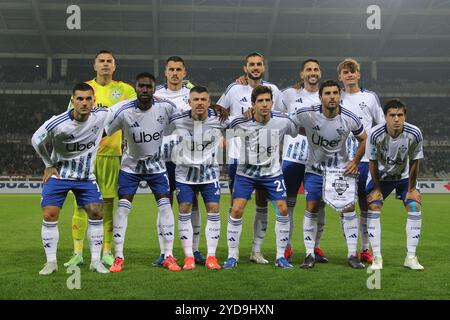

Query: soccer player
<box><xmin>165</xmin><ymin>86</ymin><xmax>227</xmax><ymax>270</ymax></box>
<box><xmin>338</xmin><ymin>58</ymin><xmax>385</xmax><ymax>264</ymax></box>
<box><xmin>217</xmin><ymin>52</ymin><xmax>282</xmax><ymax>265</ymax></box>
<box><xmin>366</xmin><ymin>99</ymin><xmax>424</xmax><ymax>271</ymax></box>
<box><xmin>290</xmin><ymin>80</ymin><xmax>368</xmax><ymax>269</ymax></box>
<box><xmin>106</xmin><ymin>72</ymin><xmax>181</xmax><ymax>272</ymax></box>
<box><xmin>65</xmin><ymin>50</ymin><xmax>136</xmax><ymax>268</ymax></box>
<box><xmin>32</xmin><ymin>83</ymin><xmax>112</xmax><ymax>275</ymax></box>
<box><xmin>153</xmin><ymin>56</ymin><xmax>206</xmax><ymax>267</ymax></box>
<box><xmin>280</xmin><ymin>59</ymin><xmax>328</xmax><ymax>263</ymax></box>
<box><xmin>223</xmin><ymin>85</ymin><xmax>297</xmax><ymax>270</ymax></box>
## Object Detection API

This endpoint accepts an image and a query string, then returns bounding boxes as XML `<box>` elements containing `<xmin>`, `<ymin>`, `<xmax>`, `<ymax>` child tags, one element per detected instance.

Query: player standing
<box><xmin>107</xmin><ymin>73</ymin><xmax>181</xmax><ymax>272</ymax></box>
<box><xmin>165</xmin><ymin>86</ymin><xmax>227</xmax><ymax>270</ymax></box>
<box><xmin>290</xmin><ymin>80</ymin><xmax>368</xmax><ymax>269</ymax></box>
<box><xmin>65</xmin><ymin>50</ymin><xmax>136</xmax><ymax>268</ymax></box>
<box><xmin>280</xmin><ymin>59</ymin><xmax>328</xmax><ymax>263</ymax></box>
<box><xmin>153</xmin><ymin>56</ymin><xmax>206</xmax><ymax>267</ymax></box>
<box><xmin>32</xmin><ymin>83</ymin><xmax>112</xmax><ymax>275</ymax></box>
<box><xmin>338</xmin><ymin>58</ymin><xmax>385</xmax><ymax>264</ymax></box>
<box><xmin>217</xmin><ymin>52</ymin><xmax>282</xmax><ymax>264</ymax></box>
<box><xmin>223</xmin><ymin>85</ymin><xmax>297</xmax><ymax>270</ymax></box>
<box><xmin>366</xmin><ymin>99</ymin><xmax>424</xmax><ymax>270</ymax></box>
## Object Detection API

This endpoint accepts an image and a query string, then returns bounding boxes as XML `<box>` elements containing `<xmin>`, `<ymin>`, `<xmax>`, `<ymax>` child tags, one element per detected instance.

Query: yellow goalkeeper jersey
<box><xmin>69</xmin><ymin>78</ymin><xmax>136</xmax><ymax>156</ymax></box>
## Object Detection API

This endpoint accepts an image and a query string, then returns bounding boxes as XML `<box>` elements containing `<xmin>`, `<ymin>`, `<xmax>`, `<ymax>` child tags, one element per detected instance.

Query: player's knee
<box><xmin>278</xmin><ymin>205</ymin><xmax>288</xmax><ymax>216</ymax></box>
<box><xmin>179</xmin><ymin>202</ymin><xmax>192</xmax><ymax>214</ymax></box>
<box><xmin>368</xmin><ymin>203</ymin><xmax>382</xmax><ymax>211</ymax></box>
<box><xmin>231</xmin><ymin>207</ymin><xmax>244</xmax><ymax>219</ymax></box>
<box><xmin>306</xmin><ymin>201</ymin><xmax>320</xmax><ymax>213</ymax></box>
<box><xmin>206</xmin><ymin>203</ymin><xmax>219</xmax><ymax>213</ymax></box>
<box><xmin>43</xmin><ymin>206</ymin><xmax>60</xmax><ymax>222</ymax></box>
<box><xmin>86</xmin><ymin>204</ymin><xmax>103</xmax><ymax>220</ymax></box>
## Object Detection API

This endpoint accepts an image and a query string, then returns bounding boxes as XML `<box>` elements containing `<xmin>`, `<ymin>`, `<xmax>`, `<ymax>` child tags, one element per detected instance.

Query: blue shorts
<box><xmin>357</xmin><ymin>162</ymin><xmax>369</xmax><ymax>198</ymax></box>
<box><xmin>304</xmin><ymin>173</ymin><xmax>324</xmax><ymax>201</ymax></box>
<box><xmin>165</xmin><ymin>161</ymin><xmax>177</xmax><ymax>193</ymax></box>
<box><xmin>118</xmin><ymin>170</ymin><xmax>170</xmax><ymax>197</ymax></box>
<box><xmin>41</xmin><ymin>177</ymin><xmax>103</xmax><ymax>208</ymax></box>
<box><xmin>232</xmin><ymin>174</ymin><xmax>287</xmax><ymax>201</ymax></box>
<box><xmin>366</xmin><ymin>178</ymin><xmax>418</xmax><ymax>206</ymax></box>
<box><xmin>176</xmin><ymin>181</ymin><xmax>220</xmax><ymax>204</ymax></box>
<box><xmin>228</xmin><ymin>158</ymin><xmax>238</xmax><ymax>193</ymax></box>
<box><xmin>282</xmin><ymin>160</ymin><xmax>306</xmax><ymax>195</ymax></box>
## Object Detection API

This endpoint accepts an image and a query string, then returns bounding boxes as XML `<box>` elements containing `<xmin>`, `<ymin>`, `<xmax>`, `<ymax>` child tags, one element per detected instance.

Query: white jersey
<box><xmin>106</xmin><ymin>97</ymin><xmax>177</xmax><ymax>174</ymax></box>
<box><xmin>217</xmin><ymin>81</ymin><xmax>282</xmax><ymax>159</ymax></box>
<box><xmin>229</xmin><ymin>112</ymin><xmax>298</xmax><ymax>178</ymax></box>
<box><xmin>155</xmin><ymin>84</ymin><xmax>191</xmax><ymax>161</ymax></box>
<box><xmin>290</xmin><ymin>105</ymin><xmax>364</xmax><ymax>176</ymax></box>
<box><xmin>341</xmin><ymin>88</ymin><xmax>384</xmax><ymax>162</ymax></box>
<box><xmin>31</xmin><ymin>108</ymin><xmax>112</xmax><ymax>180</ymax></box>
<box><xmin>165</xmin><ymin>110</ymin><xmax>228</xmax><ymax>184</ymax></box>
<box><xmin>281</xmin><ymin>87</ymin><xmax>320</xmax><ymax>164</ymax></box>
<box><xmin>369</xmin><ymin>122</ymin><xmax>424</xmax><ymax>181</ymax></box>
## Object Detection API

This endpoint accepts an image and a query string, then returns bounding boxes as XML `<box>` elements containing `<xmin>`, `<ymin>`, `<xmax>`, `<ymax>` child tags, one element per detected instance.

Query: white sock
<box><xmin>156</xmin><ymin>210</ymin><xmax>164</xmax><ymax>256</ymax></box>
<box><xmin>367</xmin><ymin>210</ymin><xmax>381</xmax><ymax>257</ymax></box>
<box><xmin>42</xmin><ymin>220</ymin><xmax>59</xmax><ymax>263</ymax></box>
<box><xmin>275</xmin><ymin>215</ymin><xmax>290</xmax><ymax>259</ymax></box>
<box><xmin>227</xmin><ymin>216</ymin><xmax>242</xmax><ymax>260</ymax></box>
<box><xmin>342</xmin><ymin>211</ymin><xmax>358</xmax><ymax>257</ymax></box>
<box><xmin>303</xmin><ymin>211</ymin><xmax>318</xmax><ymax>256</ymax></box>
<box><xmin>406</xmin><ymin>211</ymin><xmax>422</xmax><ymax>257</ymax></box>
<box><xmin>315</xmin><ymin>203</ymin><xmax>326</xmax><ymax>248</ymax></box>
<box><xmin>157</xmin><ymin>198</ymin><xmax>175</xmax><ymax>257</ymax></box>
<box><xmin>360</xmin><ymin>211</ymin><xmax>370</xmax><ymax>251</ymax></box>
<box><xmin>191</xmin><ymin>205</ymin><xmax>201</xmax><ymax>252</ymax></box>
<box><xmin>252</xmin><ymin>206</ymin><xmax>268</xmax><ymax>253</ymax></box>
<box><xmin>178</xmin><ymin>212</ymin><xmax>193</xmax><ymax>257</ymax></box>
<box><xmin>286</xmin><ymin>197</ymin><xmax>296</xmax><ymax>247</ymax></box>
<box><xmin>206</xmin><ymin>213</ymin><xmax>221</xmax><ymax>257</ymax></box>
<box><xmin>88</xmin><ymin>219</ymin><xmax>103</xmax><ymax>262</ymax></box>
<box><xmin>113</xmin><ymin>199</ymin><xmax>131</xmax><ymax>259</ymax></box>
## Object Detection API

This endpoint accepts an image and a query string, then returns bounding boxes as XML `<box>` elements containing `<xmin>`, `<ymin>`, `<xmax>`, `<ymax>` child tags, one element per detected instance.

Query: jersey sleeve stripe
<box><xmin>403</xmin><ymin>126</ymin><xmax>423</xmax><ymax>143</ymax></box>
<box><xmin>404</xmin><ymin>123</ymin><xmax>423</xmax><ymax>140</ymax></box>
<box><xmin>295</xmin><ymin>106</ymin><xmax>316</xmax><ymax>115</ymax></box>
<box><xmin>45</xmin><ymin>114</ymin><xmax>70</xmax><ymax>132</ymax></box>
<box><xmin>169</xmin><ymin>111</ymin><xmax>190</xmax><ymax>123</ymax></box>
<box><xmin>369</xmin><ymin>126</ymin><xmax>386</xmax><ymax>144</ymax></box>
<box><xmin>230</xmin><ymin>117</ymin><xmax>250</xmax><ymax>128</ymax></box>
<box><xmin>45</xmin><ymin>112</ymin><xmax>70</xmax><ymax>130</ymax></box>
<box><xmin>341</xmin><ymin>108</ymin><xmax>362</xmax><ymax>126</ymax></box>
<box><xmin>224</xmin><ymin>82</ymin><xmax>238</xmax><ymax>95</ymax></box>
<box><xmin>113</xmin><ymin>102</ymin><xmax>135</xmax><ymax>120</ymax></box>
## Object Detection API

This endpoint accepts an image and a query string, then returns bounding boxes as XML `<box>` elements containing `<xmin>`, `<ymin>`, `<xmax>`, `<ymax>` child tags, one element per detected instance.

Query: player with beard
<box><xmin>217</xmin><ymin>52</ymin><xmax>282</xmax><ymax>265</ymax></box>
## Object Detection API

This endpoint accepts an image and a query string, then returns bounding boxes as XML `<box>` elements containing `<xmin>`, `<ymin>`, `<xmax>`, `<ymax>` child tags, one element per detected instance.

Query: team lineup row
<box><xmin>33</xmin><ymin>51</ymin><xmax>424</xmax><ymax>275</ymax></box>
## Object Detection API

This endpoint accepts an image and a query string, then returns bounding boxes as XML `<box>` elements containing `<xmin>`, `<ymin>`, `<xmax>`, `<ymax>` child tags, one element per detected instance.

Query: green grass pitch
<box><xmin>0</xmin><ymin>194</ymin><xmax>449</xmax><ymax>300</ymax></box>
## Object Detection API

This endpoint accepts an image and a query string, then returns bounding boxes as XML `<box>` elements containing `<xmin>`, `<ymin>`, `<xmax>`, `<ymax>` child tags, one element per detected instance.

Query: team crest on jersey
<box><xmin>182</xmin><ymin>95</ymin><xmax>189</xmax><ymax>104</ymax></box>
<box><xmin>157</xmin><ymin>116</ymin><xmax>165</xmax><ymax>124</ymax></box>
<box><xmin>359</xmin><ymin>102</ymin><xmax>368</xmax><ymax>110</ymax></box>
<box><xmin>91</xmin><ymin>125</ymin><xmax>100</xmax><ymax>134</ymax></box>
<box><xmin>399</xmin><ymin>145</ymin><xmax>407</xmax><ymax>154</ymax></box>
<box><xmin>332</xmin><ymin>176</ymin><xmax>349</xmax><ymax>195</ymax></box>
<box><xmin>111</xmin><ymin>90</ymin><xmax>121</xmax><ymax>99</ymax></box>
<box><xmin>336</xmin><ymin>126</ymin><xmax>346</xmax><ymax>137</ymax></box>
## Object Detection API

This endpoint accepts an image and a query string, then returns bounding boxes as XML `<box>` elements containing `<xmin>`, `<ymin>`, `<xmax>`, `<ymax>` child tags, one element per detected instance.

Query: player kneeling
<box><xmin>366</xmin><ymin>99</ymin><xmax>424</xmax><ymax>271</ymax></box>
